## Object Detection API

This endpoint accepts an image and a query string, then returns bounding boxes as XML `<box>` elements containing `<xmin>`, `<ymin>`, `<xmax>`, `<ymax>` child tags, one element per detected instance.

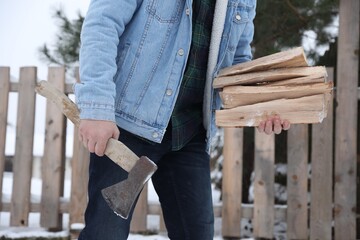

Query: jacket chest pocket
<box><xmin>233</xmin><ymin>5</ymin><xmax>251</xmax><ymax>24</ymax></box>
<box><xmin>230</xmin><ymin>0</ymin><xmax>256</xmax><ymax>26</ymax></box>
<box><xmin>234</xmin><ymin>0</ymin><xmax>256</xmax><ymax>9</ymax></box>
<box><xmin>223</xmin><ymin>0</ymin><xmax>256</xmax><ymax>50</ymax></box>
<box><xmin>146</xmin><ymin>0</ymin><xmax>183</xmax><ymax>23</ymax></box>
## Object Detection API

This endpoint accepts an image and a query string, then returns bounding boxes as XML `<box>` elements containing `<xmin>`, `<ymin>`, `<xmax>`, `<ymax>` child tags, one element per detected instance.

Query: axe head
<box><xmin>101</xmin><ymin>156</ymin><xmax>157</xmax><ymax>219</ymax></box>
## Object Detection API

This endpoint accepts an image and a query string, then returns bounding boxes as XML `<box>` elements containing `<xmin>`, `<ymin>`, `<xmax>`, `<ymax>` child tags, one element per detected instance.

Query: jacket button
<box><xmin>166</xmin><ymin>89</ymin><xmax>173</xmax><ymax>96</ymax></box>
<box><xmin>185</xmin><ymin>8</ymin><xmax>190</xmax><ymax>15</ymax></box>
<box><xmin>152</xmin><ymin>132</ymin><xmax>159</xmax><ymax>138</ymax></box>
<box><xmin>178</xmin><ymin>49</ymin><xmax>184</xmax><ymax>56</ymax></box>
<box><xmin>235</xmin><ymin>14</ymin><xmax>241</xmax><ymax>21</ymax></box>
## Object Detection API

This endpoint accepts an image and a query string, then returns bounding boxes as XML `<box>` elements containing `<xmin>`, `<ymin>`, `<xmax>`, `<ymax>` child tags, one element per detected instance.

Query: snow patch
<box><xmin>0</xmin><ymin>227</ymin><xmax>68</xmax><ymax>239</ymax></box>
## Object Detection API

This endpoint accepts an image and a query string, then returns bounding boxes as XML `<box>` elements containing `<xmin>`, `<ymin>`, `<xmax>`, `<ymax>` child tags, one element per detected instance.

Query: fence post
<box><xmin>69</xmin><ymin>67</ymin><xmax>90</xmax><ymax>231</ymax></box>
<box><xmin>40</xmin><ymin>67</ymin><xmax>67</xmax><ymax>230</ymax></box>
<box><xmin>130</xmin><ymin>183</ymin><xmax>148</xmax><ymax>233</ymax></box>
<box><xmin>253</xmin><ymin>132</ymin><xmax>275</xmax><ymax>238</ymax></box>
<box><xmin>287</xmin><ymin>124</ymin><xmax>309</xmax><ymax>239</ymax></box>
<box><xmin>0</xmin><ymin>67</ymin><xmax>10</xmax><ymax>213</ymax></box>
<box><xmin>310</xmin><ymin>68</ymin><xmax>334</xmax><ymax>240</ymax></box>
<box><xmin>159</xmin><ymin>208</ymin><xmax>167</xmax><ymax>233</ymax></box>
<box><xmin>222</xmin><ymin>127</ymin><xmax>243</xmax><ymax>238</ymax></box>
<box><xmin>69</xmin><ymin>127</ymin><xmax>89</xmax><ymax>231</ymax></box>
<box><xmin>10</xmin><ymin>67</ymin><xmax>37</xmax><ymax>226</ymax></box>
<box><xmin>334</xmin><ymin>0</ymin><xmax>359</xmax><ymax>239</ymax></box>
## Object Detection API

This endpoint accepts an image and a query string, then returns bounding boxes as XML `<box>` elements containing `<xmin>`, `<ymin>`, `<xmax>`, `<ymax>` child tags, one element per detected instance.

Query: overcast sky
<box><xmin>0</xmin><ymin>0</ymin><xmax>90</xmax><ymax>79</ymax></box>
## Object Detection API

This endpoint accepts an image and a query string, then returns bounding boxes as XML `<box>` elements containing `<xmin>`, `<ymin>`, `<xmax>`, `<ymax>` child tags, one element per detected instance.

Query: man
<box><xmin>75</xmin><ymin>0</ymin><xmax>289</xmax><ymax>239</ymax></box>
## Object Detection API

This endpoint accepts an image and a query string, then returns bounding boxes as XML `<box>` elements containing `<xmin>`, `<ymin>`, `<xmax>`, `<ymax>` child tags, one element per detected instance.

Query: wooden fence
<box><xmin>0</xmin><ymin>66</ymin><xmax>168</xmax><ymax>235</ymax></box>
<box><xmin>0</xmin><ymin>66</ymin><xmax>88</xmax><ymax>231</ymax></box>
<box><xmin>0</xmin><ymin>65</ymin><xmax>358</xmax><ymax>239</ymax></box>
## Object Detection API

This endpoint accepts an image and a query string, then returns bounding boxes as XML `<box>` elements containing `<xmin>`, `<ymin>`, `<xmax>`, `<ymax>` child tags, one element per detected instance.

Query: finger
<box><xmin>257</xmin><ymin>121</ymin><xmax>265</xmax><ymax>133</ymax></box>
<box><xmin>273</xmin><ymin>114</ymin><xmax>280</xmax><ymax>121</ymax></box>
<box><xmin>282</xmin><ymin>120</ymin><xmax>291</xmax><ymax>130</ymax></box>
<box><xmin>95</xmin><ymin>140</ymin><xmax>107</xmax><ymax>157</ymax></box>
<box><xmin>113</xmin><ymin>128</ymin><xmax>120</xmax><ymax>140</ymax></box>
<box><xmin>87</xmin><ymin>139</ymin><xmax>96</xmax><ymax>153</ymax></box>
<box><xmin>273</xmin><ymin>118</ymin><xmax>282</xmax><ymax>134</ymax></box>
<box><xmin>82</xmin><ymin>138</ymin><xmax>88</xmax><ymax>149</ymax></box>
<box><xmin>264</xmin><ymin>120</ymin><xmax>273</xmax><ymax>135</ymax></box>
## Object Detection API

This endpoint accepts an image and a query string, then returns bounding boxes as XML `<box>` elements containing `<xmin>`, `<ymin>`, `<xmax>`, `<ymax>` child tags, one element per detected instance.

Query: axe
<box><xmin>35</xmin><ymin>80</ymin><xmax>157</xmax><ymax>219</ymax></box>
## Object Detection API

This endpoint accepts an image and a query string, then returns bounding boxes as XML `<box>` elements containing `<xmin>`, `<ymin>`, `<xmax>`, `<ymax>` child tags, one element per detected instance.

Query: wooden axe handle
<box><xmin>35</xmin><ymin>80</ymin><xmax>138</xmax><ymax>172</ymax></box>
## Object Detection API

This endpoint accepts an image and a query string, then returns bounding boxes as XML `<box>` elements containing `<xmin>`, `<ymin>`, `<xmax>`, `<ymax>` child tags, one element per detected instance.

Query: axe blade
<box><xmin>101</xmin><ymin>156</ymin><xmax>157</xmax><ymax>219</ymax></box>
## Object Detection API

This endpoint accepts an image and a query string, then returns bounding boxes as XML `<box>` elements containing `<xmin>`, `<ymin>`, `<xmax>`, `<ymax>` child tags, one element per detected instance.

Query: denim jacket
<box><xmin>75</xmin><ymin>0</ymin><xmax>256</xmax><ymax>152</ymax></box>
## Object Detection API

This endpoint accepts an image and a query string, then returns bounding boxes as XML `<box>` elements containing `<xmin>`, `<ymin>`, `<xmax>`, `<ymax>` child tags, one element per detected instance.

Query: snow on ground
<box><xmin>0</xmin><ymin>227</ymin><xmax>69</xmax><ymax>239</ymax></box>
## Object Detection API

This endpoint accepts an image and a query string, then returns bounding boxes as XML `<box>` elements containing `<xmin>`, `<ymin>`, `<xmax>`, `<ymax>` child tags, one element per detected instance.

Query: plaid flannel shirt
<box><xmin>171</xmin><ymin>0</ymin><xmax>215</xmax><ymax>151</ymax></box>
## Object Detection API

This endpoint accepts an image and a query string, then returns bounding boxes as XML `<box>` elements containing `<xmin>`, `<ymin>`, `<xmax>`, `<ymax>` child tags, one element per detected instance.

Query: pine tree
<box><xmin>253</xmin><ymin>0</ymin><xmax>339</xmax><ymax>61</ymax></box>
<box><xmin>38</xmin><ymin>8</ymin><xmax>83</xmax><ymax>69</ymax></box>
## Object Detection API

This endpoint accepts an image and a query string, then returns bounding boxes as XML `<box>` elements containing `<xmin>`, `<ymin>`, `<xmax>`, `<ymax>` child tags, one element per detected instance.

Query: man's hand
<box><xmin>78</xmin><ymin>119</ymin><xmax>120</xmax><ymax>156</ymax></box>
<box><xmin>257</xmin><ymin>115</ymin><xmax>291</xmax><ymax>135</ymax></box>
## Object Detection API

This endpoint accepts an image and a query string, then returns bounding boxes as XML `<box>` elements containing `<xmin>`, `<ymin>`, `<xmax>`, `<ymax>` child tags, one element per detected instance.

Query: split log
<box><xmin>214</xmin><ymin>47</ymin><xmax>333</xmax><ymax>127</ymax></box>
<box><xmin>218</xmin><ymin>47</ymin><xmax>308</xmax><ymax>77</ymax></box>
<box><xmin>264</xmin><ymin>74</ymin><xmax>325</xmax><ymax>86</ymax></box>
<box><xmin>220</xmin><ymin>82</ymin><xmax>333</xmax><ymax>108</ymax></box>
<box><xmin>215</xmin><ymin>93</ymin><xmax>331</xmax><ymax>127</ymax></box>
<box><xmin>213</xmin><ymin>66</ymin><xmax>327</xmax><ymax>88</ymax></box>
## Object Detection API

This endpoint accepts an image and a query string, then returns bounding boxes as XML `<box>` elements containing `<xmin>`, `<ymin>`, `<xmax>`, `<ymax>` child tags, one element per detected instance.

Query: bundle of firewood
<box><xmin>214</xmin><ymin>47</ymin><xmax>333</xmax><ymax>127</ymax></box>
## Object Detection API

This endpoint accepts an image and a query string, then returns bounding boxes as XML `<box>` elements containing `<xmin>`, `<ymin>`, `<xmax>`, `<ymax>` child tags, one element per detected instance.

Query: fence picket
<box><xmin>334</xmin><ymin>1</ymin><xmax>359</xmax><ymax>239</ymax></box>
<box><xmin>0</xmin><ymin>67</ymin><xmax>10</xmax><ymax>213</ymax></box>
<box><xmin>310</xmin><ymin>69</ymin><xmax>334</xmax><ymax>240</ymax></box>
<box><xmin>69</xmin><ymin>127</ymin><xmax>89</xmax><ymax>229</ymax></box>
<box><xmin>40</xmin><ymin>67</ymin><xmax>67</xmax><ymax>229</ymax></box>
<box><xmin>10</xmin><ymin>67</ymin><xmax>37</xmax><ymax>226</ymax></box>
<box><xmin>253</xmin><ymin>132</ymin><xmax>275</xmax><ymax>238</ymax></box>
<box><xmin>159</xmin><ymin>208</ymin><xmax>166</xmax><ymax>233</ymax></box>
<box><xmin>287</xmin><ymin>124</ymin><xmax>309</xmax><ymax>239</ymax></box>
<box><xmin>130</xmin><ymin>183</ymin><xmax>148</xmax><ymax>232</ymax></box>
<box><xmin>69</xmin><ymin>67</ymin><xmax>89</xmax><ymax>229</ymax></box>
<box><xmin>222</xmin><ymin>128</ymin><xmax>243</xmax><ymax>237</ymax></box>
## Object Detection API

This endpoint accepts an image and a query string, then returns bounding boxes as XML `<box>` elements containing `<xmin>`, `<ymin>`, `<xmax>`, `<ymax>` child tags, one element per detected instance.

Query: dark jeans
<box><xmin>78</xmin><ymin>127</ymin><xmax>214</xmax><ymax>240</ymax></box>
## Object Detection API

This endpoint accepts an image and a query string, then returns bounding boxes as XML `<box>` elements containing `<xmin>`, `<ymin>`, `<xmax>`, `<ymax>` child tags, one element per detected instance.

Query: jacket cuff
<box><xmin>77</xmin><ymin>102</ymin><xmax>116</xmax><ymax>122</ymax></box>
